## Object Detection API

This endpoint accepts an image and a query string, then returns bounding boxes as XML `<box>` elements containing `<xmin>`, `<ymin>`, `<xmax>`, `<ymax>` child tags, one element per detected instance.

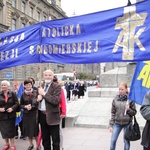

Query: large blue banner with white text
<box><xmin>0</xmin><ymin>24</ymin><xmax>41</xmax><ymax>69</ymax></box>
<box><xmin>0</xmin><ymin>0</ymin><xmax>150</xmax><ymax>69</ymax></box>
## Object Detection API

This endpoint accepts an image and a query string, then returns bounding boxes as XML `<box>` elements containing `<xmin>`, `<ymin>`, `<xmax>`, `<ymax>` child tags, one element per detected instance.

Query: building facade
<box><xmin>0</xmin><ymin>0</ymin><xmax>106</xmax><ymax>90</ymax></box>
<box><xmin>0</xmin><ymin>0</ymin><xmax>69</xmax><ymax>89</ymax></box>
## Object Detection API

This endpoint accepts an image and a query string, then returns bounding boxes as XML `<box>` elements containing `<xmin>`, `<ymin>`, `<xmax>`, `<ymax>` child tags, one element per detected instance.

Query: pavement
<box><xmin>0</xmin><ymin>127</ymin><xmax>143</xmax><ymax>150</ymax></box>
<box><xmin>0</xmin><ymin>86</ymin><xmax>145</xmax><ymax>150</ymax></box>
<box><xmin>65</xmin><ymin>86</ymin><xmax>145</xmax><ymax>128</ymax></box>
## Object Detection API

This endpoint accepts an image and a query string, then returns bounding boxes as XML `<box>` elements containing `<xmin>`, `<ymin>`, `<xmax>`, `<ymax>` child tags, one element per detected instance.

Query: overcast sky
<box><xmin>61</xmin><ymin>0</ymin><xmax>137</xmax><ymax>17</ymax></box>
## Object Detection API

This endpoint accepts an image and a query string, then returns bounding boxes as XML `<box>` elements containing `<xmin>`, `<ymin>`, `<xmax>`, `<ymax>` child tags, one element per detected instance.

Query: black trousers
<box><xmin>67</xmin><ymin>90</ymin><xmax>71</xmax><ymax>100</ymax></box>
<box><xmin>39</xmin><ymin>111</ymin><xmax>60</xmax><ymax>150</ymax></box>
<box><xmin>144</xmin><ymin>146</ymin><xmax>150</xmax><ymax>150</ymax></box>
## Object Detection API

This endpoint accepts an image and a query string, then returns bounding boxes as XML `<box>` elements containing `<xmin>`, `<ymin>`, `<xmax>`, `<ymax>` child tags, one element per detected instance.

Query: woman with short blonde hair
<box><xmin>0</xmin><ymin>80</ymin><xmax>19</xmax><ymax>150</ymax></box>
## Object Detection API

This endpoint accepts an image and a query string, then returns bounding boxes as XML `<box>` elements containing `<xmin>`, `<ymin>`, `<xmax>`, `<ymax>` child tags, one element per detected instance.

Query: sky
<box><xmin>61</xmin><ymin>0</ymin><xmax>137</xmax><ymax>17</ymax></box>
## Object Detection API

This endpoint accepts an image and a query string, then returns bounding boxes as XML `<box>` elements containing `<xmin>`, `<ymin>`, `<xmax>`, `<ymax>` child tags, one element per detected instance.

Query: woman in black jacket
<box><xmin>0</xmin><ymin>80</ymin><xmax>19</xmax><ymax>150</ymax></box>
<box><xmin>20</xmin><ymin>79</ymin><xmax>39</xmax><ymax>150</ymax></box>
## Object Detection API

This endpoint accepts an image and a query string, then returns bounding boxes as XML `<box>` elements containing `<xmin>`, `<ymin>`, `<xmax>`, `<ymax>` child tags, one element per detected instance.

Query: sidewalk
<box><xmin>0</xmin><ymin>127</ymin><xmax>143</xmax><ymax>150</ymax></box>
<box><xmin>0</xmin><ymin>87</ymin><xmax>144</xmax><ymax>150</ymax></box>
<box><xmin>65</xmin><ymin>86</ymin><xmax>145</xmax><ymax>128</ymax></box>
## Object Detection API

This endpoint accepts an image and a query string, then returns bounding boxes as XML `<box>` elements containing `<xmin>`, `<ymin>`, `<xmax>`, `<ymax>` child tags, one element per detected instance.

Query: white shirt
<box><xmin>39</xmin><ymin>83</ymin><xmax>51</xmax><ymax>111</ymax></box>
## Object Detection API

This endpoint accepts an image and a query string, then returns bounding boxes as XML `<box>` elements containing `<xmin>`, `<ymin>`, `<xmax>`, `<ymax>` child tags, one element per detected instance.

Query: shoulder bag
<box><xmin>125</xmin><ymin>115</ymin><xmax>141</xmax><ymax>141</ymax></box>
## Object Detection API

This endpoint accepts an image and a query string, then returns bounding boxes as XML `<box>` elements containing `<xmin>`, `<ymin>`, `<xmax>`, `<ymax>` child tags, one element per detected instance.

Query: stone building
<box><xmin>0</xmin><ymin>0</ymin><xmax>136</xmax><ymax>90</ymax></box>
<box><xmin>0</xmin><ymin>0</ymin><xmax>68</xmax><ymax>88</ymax></box>
<box><xmin>0</xmin><ymin>0</ymin><xmax>102</xmax><ymax>88</ymax></box>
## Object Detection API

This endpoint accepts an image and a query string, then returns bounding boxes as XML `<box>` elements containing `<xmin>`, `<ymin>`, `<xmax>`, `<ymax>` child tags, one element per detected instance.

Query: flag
<box><xmin>15</xmin><ymin>83</ymin><xmax>24</xmax><ymax>126</ymax></box>
<box><xmin>129</xmin><ymin>61</ymin><xmax>150</xmax><ymax>105</ymax></box>
<box><xmin>17</xmin><ymin>83</ymin><xmax>24</xmax><ymax>99</ymax></box>
<box><xmin>0</xmin><ymin>0</ymin><xmax>150</xmax><ymax>70</ymax></box>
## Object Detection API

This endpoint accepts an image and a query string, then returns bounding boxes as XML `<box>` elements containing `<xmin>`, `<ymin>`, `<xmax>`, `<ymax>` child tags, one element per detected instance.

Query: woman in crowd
<box><xmin>72</xmin><ymin>80</ymin><xmax>79</xmax><ymax>100</ymax></box>
<box><xmin>28</xmin><ymin>77</ymin><xmax>38</xmax><ymax>90</ymax></box>
<box><xmin>109</xmin><ymin>82</ymin><xmax>136</xmax><ymax>150</ymax></box>
<box><xmin>20</xmin><ymin>79</ymin><xmax>39</xmax><ymax>150</ymax></box>
<box><xmin>0</xmin><ymin>80</ymin><xmax>19</xmax><ymax>150</ymax></box>
<box><xmin>78</xmin><ymin>80</ymin><xmax>86</xmax><ymax>99</ymax></box>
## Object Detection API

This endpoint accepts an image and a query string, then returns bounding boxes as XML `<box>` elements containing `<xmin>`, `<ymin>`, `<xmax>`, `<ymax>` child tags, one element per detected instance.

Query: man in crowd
<box><xmin>37</xmin><ymin>69</ymin><xmax>61</xmax><ymax>150</ymax></box>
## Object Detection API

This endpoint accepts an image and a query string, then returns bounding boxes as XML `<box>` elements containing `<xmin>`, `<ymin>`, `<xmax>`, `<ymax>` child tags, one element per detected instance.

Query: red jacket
<box><xmin>59</xmin><ymin>88</ymin><xmax>66</xmax><ymax>116</ymax></box>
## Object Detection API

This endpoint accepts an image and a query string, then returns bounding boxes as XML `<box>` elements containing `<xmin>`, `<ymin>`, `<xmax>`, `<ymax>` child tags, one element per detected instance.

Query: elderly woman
<box><xmin>20</xmin><ymin>79</ymin><xmax>39</xmax><ymax>150</ymax></box>
<box><xmin>0</xmin><ymin>80</ymin><xmax>19</xmax><ymax>150</ymax></box>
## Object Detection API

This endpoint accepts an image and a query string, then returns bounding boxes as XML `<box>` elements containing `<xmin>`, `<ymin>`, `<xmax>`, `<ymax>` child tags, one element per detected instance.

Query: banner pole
<box><xmin>40</xmin><ymin>64</ymin><xmax>42</xmax><ymax>87</ymax></box>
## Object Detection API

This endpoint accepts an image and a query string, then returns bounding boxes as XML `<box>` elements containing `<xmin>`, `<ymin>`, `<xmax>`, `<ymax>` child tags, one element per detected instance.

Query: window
<box><xmin>52</xmin><ymin>0</ymin><xmax>56</xmax><ymax>4</ymax></box>
<box><xmin>37</xmin><ymin>11</ymin><xmax>40</xmax><ymax>21</ymax></box>
<box><xmin>21</xmin><ymin>1</ymin><xmax>26</xmax><ymax>13</ymax></box>
<box><xmin>12</xmin><ymin>19</ymin><xmax>16</xmax><ymax>30</ymax></box>
<box><xmin>22</xmin><ymin>23</ymin><xmax>25</xmax><ymax>28</ymax></box>
<box><xmin>43</xmin><ymin>15</ymin><xmax>47</xmax><ymax>21</ymax></box>
<box><xmin>12</xmin><ymin>0</ymin><xmax>16</xmax><ymax>7</ymax></box>
<box><xmin>30</xmin><ymin>7</ymin><xmax>33</xmax><ymax>17</ymax></box>
<box><xmin>49</xmin><ymin>15</ymin><xmax>51</xmax><ymax>20</ymax></box>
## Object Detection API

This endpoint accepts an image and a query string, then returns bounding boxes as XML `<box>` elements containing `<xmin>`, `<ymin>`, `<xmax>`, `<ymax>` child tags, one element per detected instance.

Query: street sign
<box><xmin>6</xmin><ymin>72</ymin><xmax>12</xmax><ymax>79</ymax></box>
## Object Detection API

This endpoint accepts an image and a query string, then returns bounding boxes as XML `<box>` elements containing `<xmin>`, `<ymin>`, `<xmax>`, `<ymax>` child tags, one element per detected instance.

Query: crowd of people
<box><xmin>0</xmin><ymin>70</ymin><xmax>67</xmax><ymax>150</ymax></box>
<box><xmin>64</xmin><ymin>78</ymin><xmax>87</xmax><ymax>101</ymax></box>
<box><xmin>0</xmin><ymin>70</ymin><xmax>149</xmax><ymax>150</ymax></box>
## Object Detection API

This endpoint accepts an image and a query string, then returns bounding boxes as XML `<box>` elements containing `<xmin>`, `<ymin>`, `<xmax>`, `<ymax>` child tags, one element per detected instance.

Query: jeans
<box><xmin>110</xmin><ymin>123</ymin><xmax>130</xmax><ymax>150</ymax></box>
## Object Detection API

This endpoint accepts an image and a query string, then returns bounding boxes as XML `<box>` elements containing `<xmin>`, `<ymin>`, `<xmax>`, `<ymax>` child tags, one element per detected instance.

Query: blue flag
<box><xmin>17</xmin><ymin>83</ymin><xmax>24</xmax><ymax>98</ymax></box>
<box><xmin>0</xmin><ymin>1</ymin><xmax>150</xmax><ymax>69</ymax></box>
<box><xmin>15</xmin><ymin>83</ymin><xmax>24</xmax><ymax>126</ymax></box>
<box><xmin>129</xmin><ymin>61</ymin><xmax>150</xmax><ymax>105</ymax></box>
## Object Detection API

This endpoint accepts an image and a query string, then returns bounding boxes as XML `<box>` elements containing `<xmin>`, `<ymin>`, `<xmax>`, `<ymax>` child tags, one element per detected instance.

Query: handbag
<box><xmin>125</xmin><ymin>115</ymin><xmax>141</xmax><ymax>141</ymax></box>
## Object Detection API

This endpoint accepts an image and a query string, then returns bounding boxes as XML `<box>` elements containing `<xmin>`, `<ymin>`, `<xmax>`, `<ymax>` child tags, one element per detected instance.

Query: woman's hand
<box><xmin>109</xmin><ymin>127</ymin><xmax>113</xmax><ymax>133</ymax></box>
<box><xmin>6</xmin><ymin>108</ymin><xmax>13</xmax><ymax>113</ymax></box>
<box><xmin>60</xmin><ymin>114</ymin><xmax>66</xmax><ymax>118</ymax></box>
<box><xmin>37</xmin><ymin>95</ymin><xmax>43</xmax><ymax>102</ymax></box>
<box><xmin>125</xmin><ymin>103</ymin><xmax>130</xmax><ymax>110</ymax></box>
<box><xmin>25</xmin><ymin>104</ymin><xmax>32</xmax><ymax>110</ymax></box>
<box><xmin>38</xmin><ymin>88</ymin><xmax>45</xmax><ymax>96</ymax></box>
<box><xmin>0</xmin><ymin>108</ymin><xmax>5</xmax><ymax>112</ymax></box>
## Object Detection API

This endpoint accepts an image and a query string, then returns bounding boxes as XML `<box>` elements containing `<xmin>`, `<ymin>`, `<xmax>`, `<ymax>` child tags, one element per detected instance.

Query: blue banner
<box><xmin>129</xmin><ymin>61</ymin><xmax>150</xmax><ymax>105</ymax></box>
<box><xmin>0</xmin><ymin>1</ymin><xmax>150</xmax><ymax>69</ymax></box>
<box><xmin>17</xmin><ymin>83</ymin><xmax>24</xmax><ymax>99</ymax></box>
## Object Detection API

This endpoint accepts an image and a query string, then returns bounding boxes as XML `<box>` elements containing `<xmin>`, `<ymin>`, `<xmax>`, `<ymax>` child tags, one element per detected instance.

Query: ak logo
<box><xmin>112</xmin><ymin>5</ymin><xmax>147</xmax><ymax>60</ymax></box>
<box><xmin>137</xmin><ymin>61</ymin><xmax>150</xmax><ymax>88</ymax></box>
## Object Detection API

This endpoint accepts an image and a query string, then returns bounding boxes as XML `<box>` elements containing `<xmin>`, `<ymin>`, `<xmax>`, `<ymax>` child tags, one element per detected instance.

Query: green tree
<box><xmin>76</xmin><ymin>72</ymin><xmax>96</xmax><ymax>80</ymax></box>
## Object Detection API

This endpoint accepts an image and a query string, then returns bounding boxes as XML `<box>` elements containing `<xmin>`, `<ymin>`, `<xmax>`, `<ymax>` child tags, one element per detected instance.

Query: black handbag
<box><xmin>125</xmin><ymin>115</ymin><xmax>141</xmax><ymax>141</ymax></box>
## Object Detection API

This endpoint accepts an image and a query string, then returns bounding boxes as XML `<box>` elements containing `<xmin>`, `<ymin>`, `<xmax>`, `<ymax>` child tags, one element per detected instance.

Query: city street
<box><xmin>0</xmin><ymin>127</ymin><xmax>143</xmax><ymax>150</ymax></box>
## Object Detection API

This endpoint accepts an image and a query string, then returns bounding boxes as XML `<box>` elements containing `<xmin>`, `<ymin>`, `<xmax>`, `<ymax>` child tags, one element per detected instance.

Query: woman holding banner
<box><xmin>109</xmin><ymin>82</ymin><xmax>136</xmax><ymax>150</ymax></box>
<box><xmin>0</xmin><ymin>80</ymin><xmax>19</xmax><ymax>150</ymax></box>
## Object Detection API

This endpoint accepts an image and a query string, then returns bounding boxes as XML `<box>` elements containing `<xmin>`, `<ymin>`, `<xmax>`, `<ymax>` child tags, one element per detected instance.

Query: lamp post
<box><xmin>98</xmin><ymin>63</ymin><xmax>101</xmax><ymax>86</ymax></box>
